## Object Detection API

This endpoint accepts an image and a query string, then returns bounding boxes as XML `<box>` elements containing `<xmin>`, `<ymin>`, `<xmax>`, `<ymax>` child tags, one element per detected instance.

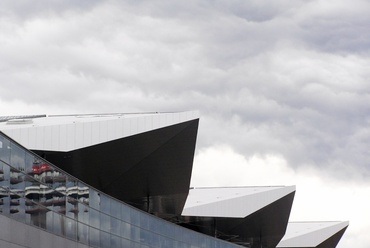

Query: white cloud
<box><xmin>191</xmin><ymin>145</ymin><xmax>370</xmax><ymax>248</ymax></box>
<box><xmin>0</xmin><ymin>0</ymin><xmax>369</xmax><ymax>246</ymax></box>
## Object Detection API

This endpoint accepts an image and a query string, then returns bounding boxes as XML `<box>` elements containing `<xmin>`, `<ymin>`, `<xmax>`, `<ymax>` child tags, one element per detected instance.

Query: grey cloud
<box><xmin>0</xmin><ymin>0</ymin><xmax>102</xmax><ymax>20</ymax></box>
<box><xmin>0</xmin><ymin>0</ymin><xmax>369</xmax><ymax>182</ymax></box>
<box><xmin>211</xmin><ymin>0</ymin><xmax>307</xmax><ymax>22</ymax></box>
<box><xmin>295</xmin><ymin>0</ymin><xmax>370</xmax><ymax>53</ymax></box>
<box><xmin>0</xmin><ymin>2</ymin><xmax>368</xmax><ymax>247</ymax></box>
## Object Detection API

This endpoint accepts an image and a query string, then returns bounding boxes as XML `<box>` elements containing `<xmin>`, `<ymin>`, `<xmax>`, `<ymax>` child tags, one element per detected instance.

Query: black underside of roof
<box><xmin>33</xmin><ymin>119</ymin><xmax>199</xmax><ymax>219</ymax></box>
<box><xmin>277</xmin><ymin>225</ymin><xmax>348</xmax><ymax>248</ymax></box>
<box><xmin>178</xmin><ymin>191</ymin><xmax>295</xmax><ymax>248</ymax></box>
<box><xmin>316</xmin><ymin>226</ymin><xmax>348</xmax><ymax>248</ymax></box>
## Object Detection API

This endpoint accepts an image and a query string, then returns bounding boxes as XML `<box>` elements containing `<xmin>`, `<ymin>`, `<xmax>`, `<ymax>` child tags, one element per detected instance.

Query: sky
<box><xmin>0</xmin><ymin>0</ymin><xmax>369</xmax><ymax>247</ymax></box>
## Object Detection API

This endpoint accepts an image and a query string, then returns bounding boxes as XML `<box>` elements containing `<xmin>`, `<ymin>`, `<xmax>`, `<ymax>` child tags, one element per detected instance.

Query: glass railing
<box><xmin>0</xmin><ymin>132</ymin><xmax>241</xmax><ymax>248</ymax></box>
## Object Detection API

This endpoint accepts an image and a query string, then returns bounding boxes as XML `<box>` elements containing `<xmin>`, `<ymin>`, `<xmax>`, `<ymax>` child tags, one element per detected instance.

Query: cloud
<box><xmin>0</xmin><ymin>0</ymin><xmax>101</xmax><ymax>21</ymax></box>
<box><xmin>0</xmin><ymin>0</ymin><xmax>369</xmax><ymax>175</ymax></box>
<box><xmin>295</xmin><ymin>0</ymin><xmax>370</xmax><ymax>53</ymax></box>
<box><xmin>0</xmin><ymin>0</ymin><xmax>369</xmax><ymax>176</ymax></box>
<box><xmin>191</xmin><ymin>145</ymin><xmax>370</xmax><ymax>248</ymax></box>
<box><xmin>0</xmin><ymin>1</ymin><xmax>369</xmax><ymax>246</ymax></box>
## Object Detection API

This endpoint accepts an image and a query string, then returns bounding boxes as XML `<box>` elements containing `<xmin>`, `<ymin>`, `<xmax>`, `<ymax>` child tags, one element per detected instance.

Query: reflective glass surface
<box><xmin>0</xmin><ymin>132</ymin><xmax>241</xmax><ymax>248</ymax></box>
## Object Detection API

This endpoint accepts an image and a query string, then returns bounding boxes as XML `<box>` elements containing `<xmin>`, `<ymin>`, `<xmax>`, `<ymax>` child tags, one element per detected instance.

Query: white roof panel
<box><xmin>277</xmin><ymin>221</ymin><xmax>349</xmax><ymax>247</ymax></box>
<box><xmin>182</xmin><ymin>186</ymin><xmax>295</xmax><ymax>218</ymax></box>
<box><xmin>0</xmin><ymin>111</ymin><xmax>199</xmax><ymax>152</ymax></box>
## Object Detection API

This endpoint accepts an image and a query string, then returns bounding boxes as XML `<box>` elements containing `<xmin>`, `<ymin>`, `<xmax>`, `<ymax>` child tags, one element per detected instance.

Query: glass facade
<box><xmin>0</xmin><ymin>132</ymin><xmax>241</xmax><ymax>248</ymax></box>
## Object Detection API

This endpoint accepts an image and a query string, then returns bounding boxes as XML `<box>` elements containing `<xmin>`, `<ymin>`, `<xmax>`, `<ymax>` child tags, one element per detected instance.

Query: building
<box><xmin>277</xmin><ymin>222</ymin><xmax>349</xmax><ymax>248</ymax></box>
<box><xmin>0</xmin><ymin>112</ymin><xmax>348</xmax><ymax>248</ymax></box>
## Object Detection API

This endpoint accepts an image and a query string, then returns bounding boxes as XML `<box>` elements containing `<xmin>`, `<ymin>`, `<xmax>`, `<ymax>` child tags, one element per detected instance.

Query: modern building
<box><xmin>277</xmin><ymin>222</ymin><xmax>349</xmax><ymax>248</ymax></box>
<box><xmin>0</xmin><ymin>112</ymin><xmax>348</xmax><ymax>248</ymax></box>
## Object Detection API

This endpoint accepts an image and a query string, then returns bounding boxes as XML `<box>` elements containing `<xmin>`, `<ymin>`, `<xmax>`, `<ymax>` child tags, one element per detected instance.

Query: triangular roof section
<box><xmin>182</xmin><ymin>186</ymin><xmax>296</xmax><ymax>218</ymax></box>
<box><xmin>277</xmin><ymin>221</ymin><xmax>349</xmax><ymax>248</ymax></box>
<box><xmin>0</xmin><ymin>111</ymin><xmax>199</xmax><ymax>152</ymax></box>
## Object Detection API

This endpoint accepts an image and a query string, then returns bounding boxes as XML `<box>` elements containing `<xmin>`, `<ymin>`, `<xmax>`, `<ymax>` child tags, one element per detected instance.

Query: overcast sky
<box><xmin>1</xmin><ymin>0</ymin><xmax>369</xmax><ymax>247</ymax></box>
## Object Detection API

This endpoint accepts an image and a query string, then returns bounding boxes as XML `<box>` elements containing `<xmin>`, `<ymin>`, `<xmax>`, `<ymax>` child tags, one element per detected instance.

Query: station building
<box><xmin>0</xmin><ymin>112</ymin><xmax>348</xmax><ymax>248</ymax></box>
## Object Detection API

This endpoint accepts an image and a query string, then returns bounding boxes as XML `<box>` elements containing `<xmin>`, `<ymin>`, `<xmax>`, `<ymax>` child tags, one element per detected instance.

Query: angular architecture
<box><xmin>0</xmin><ymin>112</ymin><xmax>348</xmax><ymax>248</ymax></box>
<box><xmin>180</xmin><ymin>186</ymin><xmax>296</xmax><ymax>247</ymax></box>
<box><xmin>277</xmin><ymin>222</ymin><xmax>349</xmax><ymax>248</ymax></box>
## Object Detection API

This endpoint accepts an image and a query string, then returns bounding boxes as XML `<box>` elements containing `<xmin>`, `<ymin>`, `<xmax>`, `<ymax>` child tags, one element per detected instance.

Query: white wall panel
<box><xmin>159</xmin><ymin>114</ymin><xmax>167</xmax><ymax>127</ymax></box>
<box><xmin>116</xmin><ymin>119</ymin><xmax>123</xmax><ymax>138</ymax></box>
<box><xmin>115</xmin><ymin>119</ymin><xmax>124</xmax><ymax>139</ymax></box>
<box><xmin>144</xmin><ymin>116</ymin><xmax>152</xmax><ymax>131</ymax></box>
<box><xmin>59</xmin><ymin>124</ymin><xmax>67</xmax><ymax>151</ymax></box>
<box><xmin>130</xmin><ymin>118</ymin><xmax>138</xmax><ymax>135</ymax></box>
<box><xmin>152</xmin><ymin>115</ymin><xmax>160</xmax><ymax>130</ymax></box>
<box><xmin>0</xmin><ymin>111</ymin><xmax>199</xmax><ymax>152</ymax></box>
<box><xmin>107</xmin><ymin>119</ymin><xmax>116</xmax><ymax>142</ymax></box>
<box><xmin>35</xmin><ymin>127</ymin><xmax>45</xmax><ymax>150</ymax></box>
<box><xmin>75</xmin><ymin>122</ymin><xmax>84</xmax><ymax>149</ymax></box>
<box><xmin>66</xmin><ymin>124</ymin><xmax>75</xmax><ymax>151</ymax></box>
<box><xmin>83</xmin><ymin>122</ymin><xmax>92</xmax><ymax>147</ymax></box>
<box><xmin>51</xmin><ymin>125</ymin><xmax>60</xmax><ymax>151</ymax></box>
<box><xmin>137</xmin><ymin>116</ymin><xmax>146</xmax><ymax>134</ymax></box>
<box><xmin>44</xmin><ymin>126</ymin><xmax>53</xmax><ymax>150</ymax></box>
<box><xmin>99</xmin><ymin>121</ymin><xmax>108</xmax><ymax>144</ymax></box>
<box><xmin>167</xmin><ymin>113</ymin><xmax>174</xmax><ymax>125</ymax></box>
<box><xmin>20</xmin><ymin>128</ymin><xmax>29</xmax><ymax>149</ymax></box>
<box><xmin>174</xmin><ymin>112</ymin><xmax>180</xmax><ymax>123</ymax></box>
<box><xmin>123</xmin><ymin>119</ymin><xmax>130</xmax><ymax>137</ymax></box>
<box><xmin>28</xmin><ymin>128</ymin><xmax>37</xmax><ymax>150</ymax></box>
<box><xmin>91</xmin><ymin>121</ymin><xmax>100</xmax><ymax>145</ymax></box>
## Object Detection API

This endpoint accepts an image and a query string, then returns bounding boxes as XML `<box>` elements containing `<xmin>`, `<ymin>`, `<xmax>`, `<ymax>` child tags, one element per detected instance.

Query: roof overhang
<box><xmin>0</xmin><ymin>111</ymin><xmax>199</xmax><ymax>152</ymax></box>
<box><xmin>277</xmin><ymin>221</ymin><xmax>349</xmax><ymax>248</ymax></box>
<box><xmin>179</xmin><ymin>186</ymin><xmax>296</xmax><ymax>247</ymax></box>
<box><xmin>1</xmin><ymin>112</ymin><xmax>200</xmax><ymax>218</ymax></box>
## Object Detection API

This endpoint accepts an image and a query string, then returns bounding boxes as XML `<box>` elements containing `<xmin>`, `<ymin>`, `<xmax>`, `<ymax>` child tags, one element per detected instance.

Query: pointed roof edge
<box><xmin>182</xmin><ymin>185</ymin><xmax>296</xmax><ymax>217</ymax></box>
<box><xmin>277</xmin><ymin>220</ymin><xmax>349</xmax><ymax>247</ymax></box>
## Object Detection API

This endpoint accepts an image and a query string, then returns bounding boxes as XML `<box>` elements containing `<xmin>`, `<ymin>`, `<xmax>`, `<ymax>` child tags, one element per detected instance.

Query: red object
<box><xmin>31</xmin><ymin>165</ymin><xmax>39</xmax><ymax>173</ymax></box>
<box><xmin>39</xmin><ymin>163</ymin><xmax>51</xmax><ymax>172</ymax></box>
